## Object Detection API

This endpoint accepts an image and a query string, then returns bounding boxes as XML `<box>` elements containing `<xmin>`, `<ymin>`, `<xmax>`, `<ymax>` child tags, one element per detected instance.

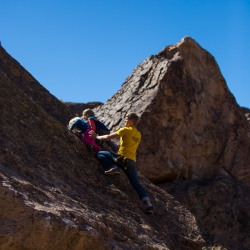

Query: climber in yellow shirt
<box><xmin>89</xmin><ymin>112</ymin><xmax>153</xmax><ymax>215</ymax></box>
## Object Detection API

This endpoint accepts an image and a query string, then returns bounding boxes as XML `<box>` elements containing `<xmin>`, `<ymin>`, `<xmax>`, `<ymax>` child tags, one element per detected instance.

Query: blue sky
<box><xmin>1</xmin><ymin>1</ymin><xmax>250</xmax><ymax>108</ymax></box>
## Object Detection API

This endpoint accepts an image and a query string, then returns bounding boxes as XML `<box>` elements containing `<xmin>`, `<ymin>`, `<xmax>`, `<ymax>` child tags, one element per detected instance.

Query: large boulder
<box><xmin>94</xmin><ymin>37</ymin><xmax>250</xmax><ymax>184</ymax></box>
<box><xmin>159</xmin><ymin>176</ymin><xmax>250</xmax><ymax>250</ymax></box>
<box><xmin>0</xmin><ymin>45</ymin><xmax>205</xmax><ymax>249</ymax></box>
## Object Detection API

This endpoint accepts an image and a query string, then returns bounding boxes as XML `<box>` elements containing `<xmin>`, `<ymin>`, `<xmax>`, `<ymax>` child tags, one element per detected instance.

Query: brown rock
<box><xmin>242</xmin><ymin>107</ymin><xmax>250</xmax><ymax>126</ymax></box>
<box><xmin>0</xmin><ymin>47</ymin><xmax>73</xmax><ymax>126</ymax></box>
<box><xmin>65</xmin><ymin>102</ymin><xmax>103</xmax><ymax>117</ymax></box>
<box><xmin>94</xmin><ymin>37</ymin><xmax>250</xmax><ymax>185</ymax></box>
<box><xmin>159</xmin><ymin>176</ymin><xmax>250</xmax><ymax>250</ymax></box>
<box><xmin>92</xmin><ymin>37</ymin><xmax>250</xmax><ymax>249</ymax></box>
<box><xmin>0</xmin><ymin>46</ymin><xmax>204</xmax><ymax>249</ymax></box>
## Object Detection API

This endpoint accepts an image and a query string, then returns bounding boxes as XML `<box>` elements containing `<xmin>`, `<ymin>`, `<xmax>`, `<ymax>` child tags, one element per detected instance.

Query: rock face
<box><xmin>0</xmin><ymin>47</ymin><xmax>73</xmax><ymax>126</ymax></box>
<box><xmin>94</xmin><ymin>37</ymin><xmax>250</xmax><ymax>185</ymax></box>
<box><xmin>246</xmin><ymin>113</ymin><xmax>250</xmax><ymax>125</ymax></box>
<box><xmin>93</xmin><ymin>37</ymin><xmax>250</xmax><ymax>249</ymax></box>
<box><xmin>242</xmin><ymin>107</ymin><xmax>250</xmax><ymax>126</ymax></box>
<box><xmin>0</xmin><ymin>46</ymin><xmax>205</xmax><ymax>249</ymax></box>
<box><xmin>159</xmin><ymin>176</ymin><xmax>250</xmax><ymax>250</ymax></box>
<box><xmin>65</xmin><ymin>102</ymin><xmax>103</xmax><ymax>117</ymax></box>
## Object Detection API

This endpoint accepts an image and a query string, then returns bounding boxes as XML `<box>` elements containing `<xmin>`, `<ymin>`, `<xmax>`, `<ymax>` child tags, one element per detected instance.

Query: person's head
<box><xmin>125</xmin><ymin>113</ymin><xmax>139</xmax><ymax>127</ymax></box>
<box><xmin>82</xmin><ymin>108</ymin><xmax>95</xmax><ymax>120</ymax></box>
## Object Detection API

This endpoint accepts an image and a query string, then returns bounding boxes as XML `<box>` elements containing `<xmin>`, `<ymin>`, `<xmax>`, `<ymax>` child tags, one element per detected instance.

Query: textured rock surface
<box><xmin>94</xmin><ymin>37</ymin><xmax>250</xmax><ymax>185</ymax></box>
<box><xmin>159</xmin><ymin>176</ymin><xmax>250</xmax><ymax>250</ymax></box>
<box><xmin>0</xmin><ymin>47</ymin><xmax>73</xmax><ymax>126</ymax></box>
<box><xmin>93</xmin><ymin>37</ymin><xmax>250</xmax><ymax>249</ymax></box>
<box><xmin>65</xmin><ymin>102</ymin><xmax>103</xmax><ymax>117</ymax></box>
<box><xmin>242</xmin><ymin>107</ymin><xmax>250</xmax><ymax>126</ymax></box>
<box><xmin>0</xmin><ymin>45</ymin><xmax>205</xmax><ymax>249</ymax></box>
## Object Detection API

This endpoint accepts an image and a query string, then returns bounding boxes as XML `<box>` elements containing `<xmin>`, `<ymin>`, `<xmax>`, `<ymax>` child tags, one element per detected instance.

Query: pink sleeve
<box><xmin>88</xmin><ymin>119</ymin><xmax>96</xmax><ymax>132</ymax></box>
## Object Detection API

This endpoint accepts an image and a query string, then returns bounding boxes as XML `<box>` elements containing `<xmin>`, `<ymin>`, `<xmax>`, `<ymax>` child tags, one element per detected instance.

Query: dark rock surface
<box><xmin>159</xmin><ymin>177</ymin><xmax>250</xmax><ymax>250</ymax></box>
<box><xmin>0</xmin><ymin>47</ymin><xmax>73</xmax><ymax>126</ymax></box>
<box><xmin>0</xmin><ymin>45</ymin><xmax>204</xmax><ymax>249</ymax></box>
<box><xmin>242</xmin><ymin>107</ymin><xmax>250</xmax><ymax>126</ymax></box>
<box><xmin>65</xmin><ymin>102</ymin><xmax>103</xmax><ymax>117</ymax></box>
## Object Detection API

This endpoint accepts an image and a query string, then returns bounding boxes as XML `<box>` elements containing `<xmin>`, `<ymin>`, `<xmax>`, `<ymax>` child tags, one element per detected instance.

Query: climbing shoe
<box><xmin>104</xmin><ymin>167</ymin><xmax>120</xmax><ymax>175</ymax></box>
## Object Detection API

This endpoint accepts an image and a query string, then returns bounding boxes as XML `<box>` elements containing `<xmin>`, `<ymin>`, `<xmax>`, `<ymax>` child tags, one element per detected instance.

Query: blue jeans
<box><xmin>96</xmin><ymin>151</ymin><xmax>149</xmax><ymax>202</ymax></box>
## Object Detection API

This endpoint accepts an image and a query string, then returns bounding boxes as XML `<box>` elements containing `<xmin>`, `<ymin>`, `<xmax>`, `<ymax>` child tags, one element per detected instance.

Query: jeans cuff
<box><xmin>141</xmin><ymin>197</ymin><xmax>149</xmax><ymax>202</ymax></box>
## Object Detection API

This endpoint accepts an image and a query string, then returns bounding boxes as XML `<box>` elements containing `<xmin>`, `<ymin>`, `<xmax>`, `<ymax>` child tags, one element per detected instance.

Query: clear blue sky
<box><xmin>1</xmin><ymin>1</ymin><xmax>250</xmax><ymax>108</ymax></box>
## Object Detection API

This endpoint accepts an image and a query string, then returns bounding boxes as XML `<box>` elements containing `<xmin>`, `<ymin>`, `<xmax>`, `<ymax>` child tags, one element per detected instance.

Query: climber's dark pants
<box><xmin>96</xmin><ymin>150</ymin><xmax>149</xmax><ymax>202</ymax></box>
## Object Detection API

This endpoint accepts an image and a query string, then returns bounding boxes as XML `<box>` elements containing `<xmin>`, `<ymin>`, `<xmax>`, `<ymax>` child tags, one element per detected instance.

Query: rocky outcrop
<box><xmin>94</xmin><ymin>37</ymin><xmax>250</xmax><ymax>185</ymax></box>
<box><xmin>241</xmin><ymin>107</ymin><xmax>250</xmax><ymax>114</ymax></box>
<box><xmin>65</xmin><ymin>102</ymin><xmax>103</xmax><ymax>116</ymax></box>
<box><xmin>2</xmin><ymin>37</ymin><xmax>250</xmax><ymax>249</ymax></box>
<box><xmin>0</xmin><ymin>46</ymin><xmax>205</xmax><ymax>249</ymax></box>
<box><xmin>159</xmin><ymin>177</ymin><xmax>250</xmax><ymax>250</ymax></box>
<box><xmin>0</xmin><ymin>46</ymin><xmax>73</xmax><ymax>126</ymax></box>
<box><xmin>92</xmin><ymin>37</ymin><xmax>250</xmax><ymax>249</ymax></box>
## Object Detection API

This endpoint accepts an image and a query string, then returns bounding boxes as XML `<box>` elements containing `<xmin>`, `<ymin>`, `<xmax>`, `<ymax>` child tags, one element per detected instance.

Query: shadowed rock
<box><xmin>0</xmin><ymin>45</ymin><xmax>204</xmax><ymax>249</ymax></box>
<box><xmin>65</xmin><ymin>102</ymin><xmax>103</xmax><ymax>117</ymax></box>
<box><xmin>94</xmin><ymin>37</ymin><xmax>250</xmax><ymax>185</ymax></box>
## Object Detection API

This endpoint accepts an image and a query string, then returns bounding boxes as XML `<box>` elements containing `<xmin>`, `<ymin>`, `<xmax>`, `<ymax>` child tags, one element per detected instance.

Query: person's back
<box><xmin>87</xmin><ymin>116</ymin><xmax>110</xmax><ymax>132</ymax></box>
<box><xmin>68</xmin><ymin>117</ymin><xmax>90</xmax><ymax>133</ymax></box>
<box><xmin>116</xmin><ymin>126</ymin><xmax>141</xmax><ymax>162</ymax></box>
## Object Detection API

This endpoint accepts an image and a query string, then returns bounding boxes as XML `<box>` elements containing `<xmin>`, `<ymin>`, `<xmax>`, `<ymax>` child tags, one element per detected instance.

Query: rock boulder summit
<box><xmin>94</xmin><ymin>36</ymin><xmax>250</xmax><ymax>185</ymax></box>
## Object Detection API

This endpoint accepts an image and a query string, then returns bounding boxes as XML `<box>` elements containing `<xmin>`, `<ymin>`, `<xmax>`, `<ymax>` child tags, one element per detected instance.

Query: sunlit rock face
<box><xmin>94</xmin><ymin>37</ymin><xmax>250</xmax><ymax>184</ymax></box>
